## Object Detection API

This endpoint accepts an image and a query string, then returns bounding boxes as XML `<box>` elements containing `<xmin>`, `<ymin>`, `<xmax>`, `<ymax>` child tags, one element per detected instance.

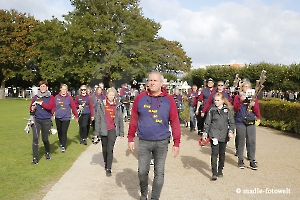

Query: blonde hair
<box><xmin>240</xmin><ymin>79</ymin><xmax>252</xmax><ymax>88</ymax></box>
<box><xmin>106</xmin><ymin>88</ymin><xmax>117</xmax><ymax>97</ymax></box>
<box><xmin>80</xmin><ymin>85</ymin><xmax>86</xmax><ymax>89</ymax></box>
<box><xmin>214</xmin><ymin>92</ymin><xmax>232</xmax><ymax>110</ymax></box>
<box><xmin>60</xmin><ymin>84</ymin><xmax>68</xmax><ymax>89</ymax></box>
<box><xmin>86</xmin><ymin>85</ymin><xmax>92</xmax><ymax>94</ymax></box>
<box><xmin>106</xmin><ymin>88</ymin><xmax>117</xmax><ymax>104</ymax></box>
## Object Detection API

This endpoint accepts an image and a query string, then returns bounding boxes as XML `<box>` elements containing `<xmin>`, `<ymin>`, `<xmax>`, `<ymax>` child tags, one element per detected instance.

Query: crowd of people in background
<box><xmin>264</xmin><ymin>90</ymin><xmax>299</xmax><ymax>102</ymax></box>
<box><xmin>28</xmin><ymin>72</ymin><xmax>264</xmax><ymax>199</ymax></box>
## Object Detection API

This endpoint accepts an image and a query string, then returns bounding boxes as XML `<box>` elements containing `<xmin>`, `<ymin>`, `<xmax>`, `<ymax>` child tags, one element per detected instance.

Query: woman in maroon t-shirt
<box><xmin>93</xmin><ymin>88</ymin><xmax>124</xmax><ymax>177</ymax></box>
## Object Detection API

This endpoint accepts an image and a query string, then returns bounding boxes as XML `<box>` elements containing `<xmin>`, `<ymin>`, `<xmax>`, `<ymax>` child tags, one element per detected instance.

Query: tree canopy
<box><xmin>0</xmin><ymin>0</ymin><xmax>192</xmax><ymax>98</ymax></box>
<box><xmin>183</xmin><ymin>62</ymin><xmax>300</xmax><ymax>92</ymax></box>
<box><xmin>0</xmin><ymin>9</ymin><xmax>41</xmax><ymax>98</ymax></box>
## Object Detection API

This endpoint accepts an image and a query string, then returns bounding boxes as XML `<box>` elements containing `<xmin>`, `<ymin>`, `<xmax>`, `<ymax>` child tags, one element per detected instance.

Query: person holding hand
<box><xmin>74</xmin><ymin>85</ymin><xmax>94</xmax><ymax>145</ymax></box>
<box><xmin>29</xmin><ymin>80</ymin><xmax>55</xmax><ymax>164</ymax></box>
<box><xmin>233</xmin><ymin>80</ymin><xmax>261</xmax><ymax>170</ymax></box>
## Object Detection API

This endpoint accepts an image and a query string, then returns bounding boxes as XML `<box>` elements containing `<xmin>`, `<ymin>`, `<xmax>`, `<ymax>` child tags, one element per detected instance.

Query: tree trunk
<box><xmin>0</xmin><ymin>79</ymin><xmax>6</xmax><ymax>99</ymax></box>
<box><xmin>103</xmin><ymin>75</ymin><xmax>115</xmax><ymax>88</ymax></box>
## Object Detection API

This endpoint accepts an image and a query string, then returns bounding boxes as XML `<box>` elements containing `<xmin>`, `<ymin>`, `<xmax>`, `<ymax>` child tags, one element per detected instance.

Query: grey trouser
<box><xmin>189</xmin><ymin>106</ymin><xmax>196</xmax><ymax>130</ymax></box>
<box><xmin>236</xmin><ymin>124</ymin><xmax>256</xmax><ymax>162</ymax></box>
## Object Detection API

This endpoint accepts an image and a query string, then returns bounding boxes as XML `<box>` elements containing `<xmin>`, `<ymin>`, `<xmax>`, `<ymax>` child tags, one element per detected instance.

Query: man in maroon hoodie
<box><xmin>128</xmin><ymin>71</ymin><xmax>181</xmax><ymax>200</ymax></box>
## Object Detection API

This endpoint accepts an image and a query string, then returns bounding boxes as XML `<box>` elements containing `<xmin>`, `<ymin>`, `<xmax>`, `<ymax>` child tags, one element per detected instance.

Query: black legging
<box><xmin>55</xmin><ymin>118</ymin><xmax>70</xmax><ymax>147</ymax></box>
<box><xmin>78</xmin><ymin>114</ymin><xmax>90</xmax><ymax>139</ymax></box>
<box><xmin>196</xmin><ymin>108</ymin><xmax>206</xmax><ymax>132</ymax></box>
<box><xmin>100</xmin><ymin>129</ymin><xmax>117</xmax><ymax>170</ymax></box>
<box><xmin>211</xmin><ymin>141</ymin><xmax>227</xmax><ymax>175</ymax></box>
<box><xmin>87</xmin><ymin>117</ymin><xmax>91</xmax><ymax>138</ymax></box>
<box><xmin>32</xmin><ymin>118</ymin><xmax>52</xmax><ymax>158</ymax></box>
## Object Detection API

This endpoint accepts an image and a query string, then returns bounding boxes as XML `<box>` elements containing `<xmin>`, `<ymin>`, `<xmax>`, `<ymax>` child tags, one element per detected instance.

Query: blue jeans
<box><xmin>138</xmin><ymin>138</ymin><xmax>169</xmax><ymax>200</ymax></box>
<box><xmin>189</xmin><ymin>106</ymin><xmax>196</xmax><ymax>130</ymax></box>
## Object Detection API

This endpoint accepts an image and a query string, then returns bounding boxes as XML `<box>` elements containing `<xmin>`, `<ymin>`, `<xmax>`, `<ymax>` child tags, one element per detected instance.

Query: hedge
<box><xmin>259</xmin><ymin>98</ymin><xmax>300</xmax><ymax>135</ymax></box>
<box><xmin>179</xmin><ymin>97</ymin><xmax>300</xmax><ymax>135</ymax></box>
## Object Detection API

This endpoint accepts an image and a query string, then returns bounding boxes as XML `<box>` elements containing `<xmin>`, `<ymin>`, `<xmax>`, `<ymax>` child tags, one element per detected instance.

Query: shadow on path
<box><xmin>181</xmin><ymin>156</ymin><xmax>211</xmax><ymax>179</ymax></box>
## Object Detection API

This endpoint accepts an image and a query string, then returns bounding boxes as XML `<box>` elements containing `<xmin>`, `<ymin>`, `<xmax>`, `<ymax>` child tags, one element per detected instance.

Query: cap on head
<box><xmin>208</xmin><ymin>78</ymin><xmax>214</xmax><ymax>82</ymax></box>
<box><xmin>243</xmin><ymin>78</ymin><xmax>250</xmax><ymax>83</ymax></box>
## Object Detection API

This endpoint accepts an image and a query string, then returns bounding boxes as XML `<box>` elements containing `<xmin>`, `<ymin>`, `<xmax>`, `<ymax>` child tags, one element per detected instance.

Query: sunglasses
<box><xmin>81</xmin><ymin>89</ymin><xmax>86</xmax><ymax>91</ymax></box>
<box><xmin>218</xmin><ymin>84</ymin><xmax>224</xmax><ymax>86</ymax></box>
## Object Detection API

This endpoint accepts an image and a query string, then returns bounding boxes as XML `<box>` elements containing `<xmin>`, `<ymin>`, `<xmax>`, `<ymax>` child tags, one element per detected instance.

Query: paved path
<box><xmin>43</xmin><ymin>124</ymin><xmax>300</xmax><ymax>200</ymax></box>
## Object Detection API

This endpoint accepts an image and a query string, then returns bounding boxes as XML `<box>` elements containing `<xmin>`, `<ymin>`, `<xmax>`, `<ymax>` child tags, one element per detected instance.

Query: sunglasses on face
<box><xmin>218</xmin><ymin>84</ymin><xmax>224</xmax><ymax>86</ymax></box>
<box><xmin>81</xmin><ymin>89</ymin><xmax>86</xmax><ymax>91</ymax></box>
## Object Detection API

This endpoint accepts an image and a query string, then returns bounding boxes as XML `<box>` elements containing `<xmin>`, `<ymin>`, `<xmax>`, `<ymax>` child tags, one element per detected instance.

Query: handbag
<box><xmin>242</xmin><ymin>115</ymin><xmax>255</xmax><ymax>125</ymax></box>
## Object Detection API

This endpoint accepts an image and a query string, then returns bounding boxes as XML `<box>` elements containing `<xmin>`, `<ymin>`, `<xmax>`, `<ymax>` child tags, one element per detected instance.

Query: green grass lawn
<box><xmin>0</xmin><ymin>99</ymin><xmax>89</xmax><ymax>200</ymax></box>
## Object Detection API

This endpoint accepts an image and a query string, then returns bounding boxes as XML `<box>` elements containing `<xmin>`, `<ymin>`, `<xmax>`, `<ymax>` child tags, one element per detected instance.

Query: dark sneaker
<box><xmin>80</xmin><ymin>139</ymin><xmax>87</xmax><ymax>145</ymax></box>
<box><xmin>31</xmin><ymin>158</ymin><xmax>38</xmax><ymax>165</ymax></box>
<box><xmin>92</xmin><ymin>137</ymin><xmax>100</xmax><ymax>144</ymax></box>
<box><xmin>238</xmin><ymin>160</ymin><xmax>244</xmax><ymax>169</ymax></box>
<box><xmin>217</xmin><ymin>171</ymin><xmax>223</xmax><ymax>177</ymax></box>
<box><xmin>46</xmin><ymin>152</ymin><xmax>51</xmax><ymax>160</ymax></box>
<box><xmin>250</xmin><ymin>161</ymin><xmax>258</xmax><ymax>170</ymax></box>
<box><xmin>106</xmin><ymin>169</ymin><xmax>112</xmax><ymax>177</ymax></box>
<box><xmin>212</xmin><ymin>174</ymin><xmax>218</xmax><ymax>181</ymax></box>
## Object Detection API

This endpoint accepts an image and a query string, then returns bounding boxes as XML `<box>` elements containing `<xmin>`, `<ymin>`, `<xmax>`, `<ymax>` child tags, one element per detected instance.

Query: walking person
<box><xmin>86</xmin><ymin>85</ymin><xmax>93</xmax><ymax>137</ymax></box>
<box><xmin>186</xmin><ymin>84</ymin><xmax>199</xmax><ymax>131</ymax></box>
<box><xmin>93</xmin><ymin>88</ymin><xmax>124</xmax><ymax>177</ymax></box>
<box><xmin>120</xmin><ymin>83</ymin><xmax>131</xmax><ymax>121</ymax></box>
<box><xmin>202</xmin><ymin>92</ymin><xmax>235</xmax><ymax>180</ymax></box>
<box><xmin>196</xmin><ymin>78</ymin><xmax>215</xmax><ymax>135</ymax></box>
<box><xmin>91</xmin><ymin>86</ymin><xmax>105</xmax><ymax>131</ymax></box>
<box><xmin>29</xmin><ymin>80</ymin><xmax>55</xmax><ymax>164</ymax></box>
<box><xmin>74</xmin><ymin>85</ymin><xmax>94</xmax><ymax>145</ymax></box>
<box><xmin>54</xmin><ymin>84</ymin><xmax>78</xmax><ymax>152</ymax></box>
<box><xmin>233</xmin><ymin>80</ymin><xmax>261</xmax><ymax>170</ymax></box>
<box><xmin>128</xmin><ymin>71</ymin><xmax>181</xmax><ymax>200</ymax></box>
<box><xmin>172</xmin><ymin>88</ymin><xmax>184</xmax><ymax>123</ymax></box>
<box><xmin>200</xmin><ymin>80</ymin><xmax>232</xmax><ymax>114</ymax></box>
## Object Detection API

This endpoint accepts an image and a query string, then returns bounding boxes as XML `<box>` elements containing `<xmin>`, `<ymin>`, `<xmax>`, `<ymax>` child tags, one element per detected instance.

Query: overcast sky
<box><xmin>1</xmin><ymin>0</ymin><xmax>300</xmax><ymax>68</ymax></box>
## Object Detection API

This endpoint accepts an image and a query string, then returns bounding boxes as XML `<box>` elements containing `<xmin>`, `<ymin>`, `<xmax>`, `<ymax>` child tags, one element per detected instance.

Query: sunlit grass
<box><xmin>0</xmin><ymin>99</ymin><xmax>89</xmax><ymax>200</ymax></box>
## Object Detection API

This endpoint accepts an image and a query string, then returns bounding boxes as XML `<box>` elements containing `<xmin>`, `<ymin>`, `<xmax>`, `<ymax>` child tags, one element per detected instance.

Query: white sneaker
<box><xmin>150</xmin><ymin>159</ymin><xmax>154</xmax><ymax>166</ymax></box>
